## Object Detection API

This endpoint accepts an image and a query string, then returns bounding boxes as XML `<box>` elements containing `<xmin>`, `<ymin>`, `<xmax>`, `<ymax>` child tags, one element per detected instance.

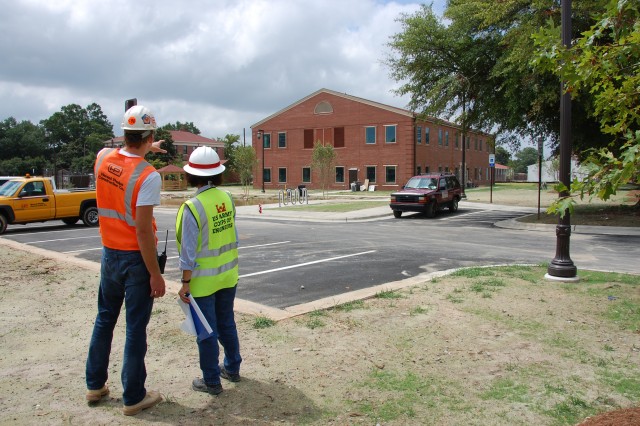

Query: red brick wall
<box><xmin>253</xmin><ymin>91</ymin><xmax>491</xmax><ymax>191</ymax></box>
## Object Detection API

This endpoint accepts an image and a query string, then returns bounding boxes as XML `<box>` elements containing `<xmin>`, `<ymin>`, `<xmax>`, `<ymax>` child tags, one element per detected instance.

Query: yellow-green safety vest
<box><xmin>176</xmin><ymin>188</ymin><xmax>239</xmax><ymax>297</ymax></box>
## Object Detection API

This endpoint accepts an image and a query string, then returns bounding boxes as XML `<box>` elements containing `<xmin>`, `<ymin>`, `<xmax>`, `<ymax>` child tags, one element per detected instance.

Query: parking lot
<box><xmin>2</xmin><ymin>204</ymin><xmax>639</xmax><ymax>315</ymax></box>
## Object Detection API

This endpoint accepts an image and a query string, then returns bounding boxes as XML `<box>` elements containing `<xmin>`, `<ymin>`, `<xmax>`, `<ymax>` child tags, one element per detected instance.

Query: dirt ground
<box><xmin>1</xmin><ymin>185</ymin><xmax>638</xmax><ymax>425</ymax></box>
<box><xmin>0</xmin><ymin>236</ymin><xmax>639</xmax><ymax>425</ymax></box>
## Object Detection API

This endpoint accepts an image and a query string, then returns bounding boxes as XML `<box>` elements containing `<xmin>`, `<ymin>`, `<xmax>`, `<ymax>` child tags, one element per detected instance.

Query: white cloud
<box><xmin>0</xmin><ymin>0</ymin><xmax>446</xmax><ymax>141</ymax></box>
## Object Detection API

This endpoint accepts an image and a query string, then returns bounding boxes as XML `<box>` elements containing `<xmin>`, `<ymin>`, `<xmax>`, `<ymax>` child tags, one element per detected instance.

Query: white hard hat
<box><xmin>121</xmin><ymin>105</ymin><xmax>157</xmax><ymax>133</ymax></box>
<box><xmin>183</xmin><ymin>146</ymin><xmax>225</xmax><ymax>176</ymax></box>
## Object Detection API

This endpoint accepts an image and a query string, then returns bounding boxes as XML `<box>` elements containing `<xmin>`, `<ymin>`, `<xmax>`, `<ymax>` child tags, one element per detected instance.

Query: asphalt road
<box><xmin>2</xmin><ymin>206</ymin><xmax>638</xmax><ymax>310</ymax></box>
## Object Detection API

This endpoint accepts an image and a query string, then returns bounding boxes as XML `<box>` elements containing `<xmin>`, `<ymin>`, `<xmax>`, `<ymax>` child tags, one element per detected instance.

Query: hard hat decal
<box><xmin>141</xmin><ymin>114</ymin><xmax>155</xmax><ymax>126</ymax></box>
<box><xmin>128</xmin><ymin>117</ymin><xmax>136</xmax><ymax>125</ymax></box>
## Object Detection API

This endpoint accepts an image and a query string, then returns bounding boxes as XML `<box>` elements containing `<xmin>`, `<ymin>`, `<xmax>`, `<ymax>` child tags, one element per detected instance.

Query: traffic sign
<box><xmin>489</xmin><ymin>154</ymin><xmax>495</xmax><ymax>167</ymax></box>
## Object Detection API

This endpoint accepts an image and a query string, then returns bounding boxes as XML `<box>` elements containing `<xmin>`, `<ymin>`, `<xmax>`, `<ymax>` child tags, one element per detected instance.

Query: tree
<box><xmin>219</xmin><ymin>134</ymin><xmax>240</xmax><ymax>173</ymax></box>
<box><xmin>40</xmin><ymin>103</ymin><xmax>114</xmax><ymax>175</ymax></box>
<box><xmin>495</xmin><ymin>146</ymin><xmax>511</xmax><ymax>166</ymax></box>
<box><xmin>387</xmin><ymin>4</ymin><xmax>498</xmax><ymax>188</ymax></box>
<box><xmin>443</xmin><ymin>0</ymin><xmax>610</xmax><ymax>155</ymax></box>
<box><xmin>310</xmin><ymin>141</ymin><xmax>336</xmax><ymax>198</ymax></box>
<box><xmin>146</xmin><ymin>127</ymin><xmax>177</xmax><ymax>169</ymax></box>
<box><xmin>533</xmin><ymin>0</ymin><xmax>640</xmax><ymax>211</ymax></box>
<box><xmin>162</xmin><ymin>122</ymin><xmax>201</xmax><ymax>135</ymax></box>
<box><xmin>0</xmin><ymin>118</ymin><xmax>49</xmax><ymax>175</ymax></box>
<box><xmin>234</xmin><ymin>145</ymin><xmax>258</xmax><ymax>199</ymax></box>
<box><xmin>509</xmin><ymin>147</ymin><xmax>539</xmax><ymax>174</ymax></box>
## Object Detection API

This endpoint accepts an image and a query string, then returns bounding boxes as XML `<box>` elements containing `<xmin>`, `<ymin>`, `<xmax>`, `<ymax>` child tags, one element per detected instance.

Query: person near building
<box><xmin>85</xmin><ymin>105</ymin><xmax>167</xmax><ymax>416</ymax></box>
<box><xmin>176</xmin><ymin>146</ymin><xmax>242</xmax><ymax>395</ymax></box>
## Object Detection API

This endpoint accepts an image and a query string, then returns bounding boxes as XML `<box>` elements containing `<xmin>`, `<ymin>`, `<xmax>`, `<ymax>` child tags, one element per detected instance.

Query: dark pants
<box><xmin>86</xmin><ymin>248</ymin><xmax>154</xmax><ymax>406</ymax></box>
<box><xmin>196</xmin><ymin>285</ymin><xmax>242</xmax><ymax>385</ymax></box>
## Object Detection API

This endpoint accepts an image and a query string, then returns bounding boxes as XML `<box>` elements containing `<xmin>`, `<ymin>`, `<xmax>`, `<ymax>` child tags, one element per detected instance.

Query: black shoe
<box><xmin>220</xmin><ymin>366</ymin><xmax>241</xmax><ymax>382</ymax></box>
<box><xmin>192</xmin><ymin>378</ymin><xmax>222</xmax><ymax>395</ymax></box>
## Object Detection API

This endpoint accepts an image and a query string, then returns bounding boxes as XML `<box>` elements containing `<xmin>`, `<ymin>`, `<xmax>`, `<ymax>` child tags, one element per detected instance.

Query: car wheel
<box><xmin>62</xmin><ymin>217</ymin><xmax>79</xmax><ymax>225</ymax></box>
<box><xmin>82</xmin><ymin>206</ymin><xmax>99</xmax><ymax>227</ymax></box>
<box><xmin>449</xmin><ymin>198</ymin><xmax>459</xmax><ymax>212</ymax></box>
<box><xmin>393</xmin><ymin>210</ymin><xmax>402</xmax><ymax>218</ymax></box>
<box><xmin>426</xmin><ymin>201</ymin><xmax>437</xmax><ymax>218</ymax></box>
<box><xmin>0</xmin><ymin>214</ymin><xmax>7</xmax><ymax>234</ymax></box>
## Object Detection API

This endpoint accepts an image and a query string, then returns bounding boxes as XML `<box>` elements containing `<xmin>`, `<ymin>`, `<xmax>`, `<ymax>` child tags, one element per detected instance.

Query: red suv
<box><xmin>389</xmin><ymin>173</ymin><xmax>462</xmax><ymax>218</ymax></box>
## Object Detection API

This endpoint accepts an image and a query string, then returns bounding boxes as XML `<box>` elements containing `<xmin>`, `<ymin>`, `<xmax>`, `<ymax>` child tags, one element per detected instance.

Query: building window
<box><xmin>366</xmin><ymin>166</ymin><xmax>376</xmax><ymax>183</ymax></box>
<box><xmin>445</xmin><ymin>166</ymin><xmax>449</xmax><ymax>172</ymax></box>
<box><xmin>183</xmin><ymin>145</ymin><xmax>188</xmax><ymax>154</ymax></box>
<box><xmin>314</xmin><ymin>101</ymin><xmax>333</xmax><ymax>114</ymax></box>
<box><xmin>263</xmin><ymin>168</ymin><xmax>271</xmax><ymax>183</ymax></box>
<box><xmin>385</xmin><ymin>166</ymin><xmax>397</xmax><ymax>184</ymax></box>
<box><xmin>365</xmin><ymin>126</ymin><xmax>376</xmax><ymax>144</ymax></box>
<box><xmin>302</xmin><ymin>167</ymin><xmax>311</xmax><ymax>183</ymax></box>
<box><xmin>335</xmin><ymin>166</ymin><xmax>345</xmax><ymax>183</ymax></box>
<box><xmin>474</xmin><ymin>137</ymin><xmax>478</xmax><ymax>150</ymax></box>
<box><xmin>425</xmin><ymin>127</ymin><xmax>430</xmax><ymax>144</ymax></box>
<box><xmin>438</xmin><ymin>129</ymin><xmax>443</xmax><ymax>146</ymax></box>
<box><xmin>417</xmin><ymin>166</ymin><xmax>422</xmax><ymax>175</ymax></box>
<box><xmin>334</xmin><ymin>127</ymin><xmax>345</xmax><ymax>148</ymax></box>
<box><xmin>416</xmin><ymin>126</ymin><xmax>422</xmax><ymax>144</ymax></box>
<box><xmin>479</xmin><ymin>138</ymin><xmax>483</xmax><ymax>151</ymax></box>
<box><xmin>278</xmin><ymin>132</ymin><xmax>286</xmax><ymax>148</ymax></box>
<box><xmin>385</xmin><ymin>125</ymin><xmax>396</xmax><ymax>143</ymax></box>
<box><xmin>278</xmin><ymin>168</ymin><xmax>287</xmax><ymax>183</ymax></box>
<box><xmin>263</xmin><ymin>133</ymin><xmax>271</xmax><ymax>149</ymax></box>
<box><xmin>445</xmin><ymin>130</ymin><xmax>449</xmax><ymax>147</ymax></box>
<box><xmin>425</xmin><ymin>166</ymin><xmax>430</xmax><ymax>173</ymax></box>
<box><xmin>466</xmin><ymin>136</ymin><xmax>470</xmax><ymax>149</ymax></box>
<box><xmin>438</xmin><ymin>166</ymin><xmax>443</xmax><ymax>173</ymax></box>
<box><xmin>455</xmin><ymin>132</ymin><xmax>459</xmax><ymax>148</ymax></box>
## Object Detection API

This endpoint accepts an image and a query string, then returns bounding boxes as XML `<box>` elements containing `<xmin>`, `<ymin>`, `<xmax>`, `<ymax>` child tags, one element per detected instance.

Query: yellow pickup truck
<box><xmin>0</xmin><ymin>176</ymin><xmax>98</xmax><ymax>234</ymax></box>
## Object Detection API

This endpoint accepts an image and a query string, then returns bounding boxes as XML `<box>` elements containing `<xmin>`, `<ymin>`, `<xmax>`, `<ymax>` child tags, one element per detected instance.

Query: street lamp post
<box><xmin>546</xmin><ymin>0</ymin><xmax>578</xmax><ymax>281</ymax></box>
<box><xmin>257</xmin><ymin>129</ymin><xmax>265</xmax><ymax>193</ymax></box>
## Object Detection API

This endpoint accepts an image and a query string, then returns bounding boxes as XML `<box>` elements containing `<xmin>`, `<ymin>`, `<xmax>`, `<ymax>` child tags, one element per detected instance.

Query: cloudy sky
<box><xmin>0</xmin><ymin>0</ymin><xmax>448</xmax><ymax>143</ymax></box>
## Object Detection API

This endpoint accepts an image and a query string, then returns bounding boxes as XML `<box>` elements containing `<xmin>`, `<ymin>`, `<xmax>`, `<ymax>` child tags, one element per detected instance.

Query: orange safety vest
<box><xmin>94</xmin><ymin>148</ymin><xmax>157</xmax><ymax>250</ymax></box>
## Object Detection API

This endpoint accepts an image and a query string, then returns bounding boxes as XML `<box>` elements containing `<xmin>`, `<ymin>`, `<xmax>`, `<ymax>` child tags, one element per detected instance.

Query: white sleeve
<box><xmin>136</xmin><ymin>171</ymin><xmax>161</xmax><ymax>206</ymax></box>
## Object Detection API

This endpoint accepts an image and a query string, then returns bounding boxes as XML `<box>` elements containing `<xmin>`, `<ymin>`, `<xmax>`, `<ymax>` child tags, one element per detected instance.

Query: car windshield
<box><xmin>404</xmin><ymin>177</ymin><xmax>437</xmax><ymax>190</ymax></box>
<box><xmin>0</xmin><ymin>181</ymin><xmax>21</xmax><ymax>196</ymax></box>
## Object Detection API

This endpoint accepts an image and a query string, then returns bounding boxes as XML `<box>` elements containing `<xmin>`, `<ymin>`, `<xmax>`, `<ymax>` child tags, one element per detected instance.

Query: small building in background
<box><xmin>494</xmin><ymin>164</ymin><xmax>512</xmax><ymax>182</ymax></box>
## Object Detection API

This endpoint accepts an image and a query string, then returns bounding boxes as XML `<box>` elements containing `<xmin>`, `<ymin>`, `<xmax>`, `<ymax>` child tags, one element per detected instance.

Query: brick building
<box><xmin>251</xmin><ymin>88</ymin><xmax>492</xmax><ymax>191</ymax></box>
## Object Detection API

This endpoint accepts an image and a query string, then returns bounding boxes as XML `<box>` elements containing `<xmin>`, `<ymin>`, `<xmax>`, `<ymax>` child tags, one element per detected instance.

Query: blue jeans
<box><xmin>86</xmin><ymin>248</ymin><xmax>154</xmax><ymax>406</ymax></box>
<box><xmin>196</xmin><ymin>285</ymin><xmax>242</xmax><ymax>385</ymax></box>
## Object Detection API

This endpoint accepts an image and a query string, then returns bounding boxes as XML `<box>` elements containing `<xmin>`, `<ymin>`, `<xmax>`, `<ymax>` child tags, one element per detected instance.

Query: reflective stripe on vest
<box><xmin>175</xmin><ymin>189</ymin><xmax>238</xmax><ymax>297</ymax></box>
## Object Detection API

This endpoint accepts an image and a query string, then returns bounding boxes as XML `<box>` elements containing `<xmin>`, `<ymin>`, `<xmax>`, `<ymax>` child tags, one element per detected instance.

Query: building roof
<box><xmin>105</xmin><ymin>130</ymin><xmax>223</xmax><ymax>147</ymax></box>
<box><xmin>157</xmin><ymin>164</ymin><xmax>184</xmax><ymax>173</ymax></box>
<box><xmin>251</xmin><ymin>88</ymin><xmax>490</xmax><ymax>135</ymax></box>
<box><xmin>495</xmin><ymin>164</ymin><xmax>510</xmax><ymax>169</ymax></box>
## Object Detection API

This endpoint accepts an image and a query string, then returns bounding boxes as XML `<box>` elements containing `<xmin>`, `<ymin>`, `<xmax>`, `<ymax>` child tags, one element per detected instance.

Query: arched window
<box><xmin>314</xmin><ymin>101</ymin><xmax>333</xmax><ymax>114</ymax></box>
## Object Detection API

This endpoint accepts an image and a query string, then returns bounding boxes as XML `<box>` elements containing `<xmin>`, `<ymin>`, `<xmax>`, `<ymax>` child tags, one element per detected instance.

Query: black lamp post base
<box><xmin>546</xmin><ymin>224</ymin><xmax>578</xmax><ymax>281</ymax></box>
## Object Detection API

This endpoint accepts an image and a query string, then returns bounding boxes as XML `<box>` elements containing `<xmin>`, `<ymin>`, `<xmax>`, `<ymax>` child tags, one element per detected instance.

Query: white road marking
<box><xmin>24</xmin><ymin>235</ymin><xmax>101</xmax><ymax>244</ymax></box>
<box><xmin>240</xmin><ymin>241</ymin><xmax>290</xmax><ymax>250</ymax></box>
<box><xmin>166</xmin><ymin>241</ymin><xmax>291</xmax><ymax>260</ymax></box>
<box><xmin>239</xmin><ymin>250</ymin><xmax>376</xmax><ymax>278</ymax></box>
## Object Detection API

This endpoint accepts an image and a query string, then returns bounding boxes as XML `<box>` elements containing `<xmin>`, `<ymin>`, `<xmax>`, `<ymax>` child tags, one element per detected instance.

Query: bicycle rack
<box><xmin>278</xmin><ymin>188</ymin><xmax>309</xmax><ymax>207</ymax></box>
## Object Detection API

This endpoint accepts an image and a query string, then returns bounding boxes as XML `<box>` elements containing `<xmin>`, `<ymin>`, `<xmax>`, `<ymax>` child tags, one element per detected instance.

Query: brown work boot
<box><xmin>86</xmin><ymin>384</ymin><xmax>109</xmax><ymax>402</ymax></box>
<box><xmin>122</xmin><ymin>390</ymin><xmax>162</xmax><ymax>416</ymax></box>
